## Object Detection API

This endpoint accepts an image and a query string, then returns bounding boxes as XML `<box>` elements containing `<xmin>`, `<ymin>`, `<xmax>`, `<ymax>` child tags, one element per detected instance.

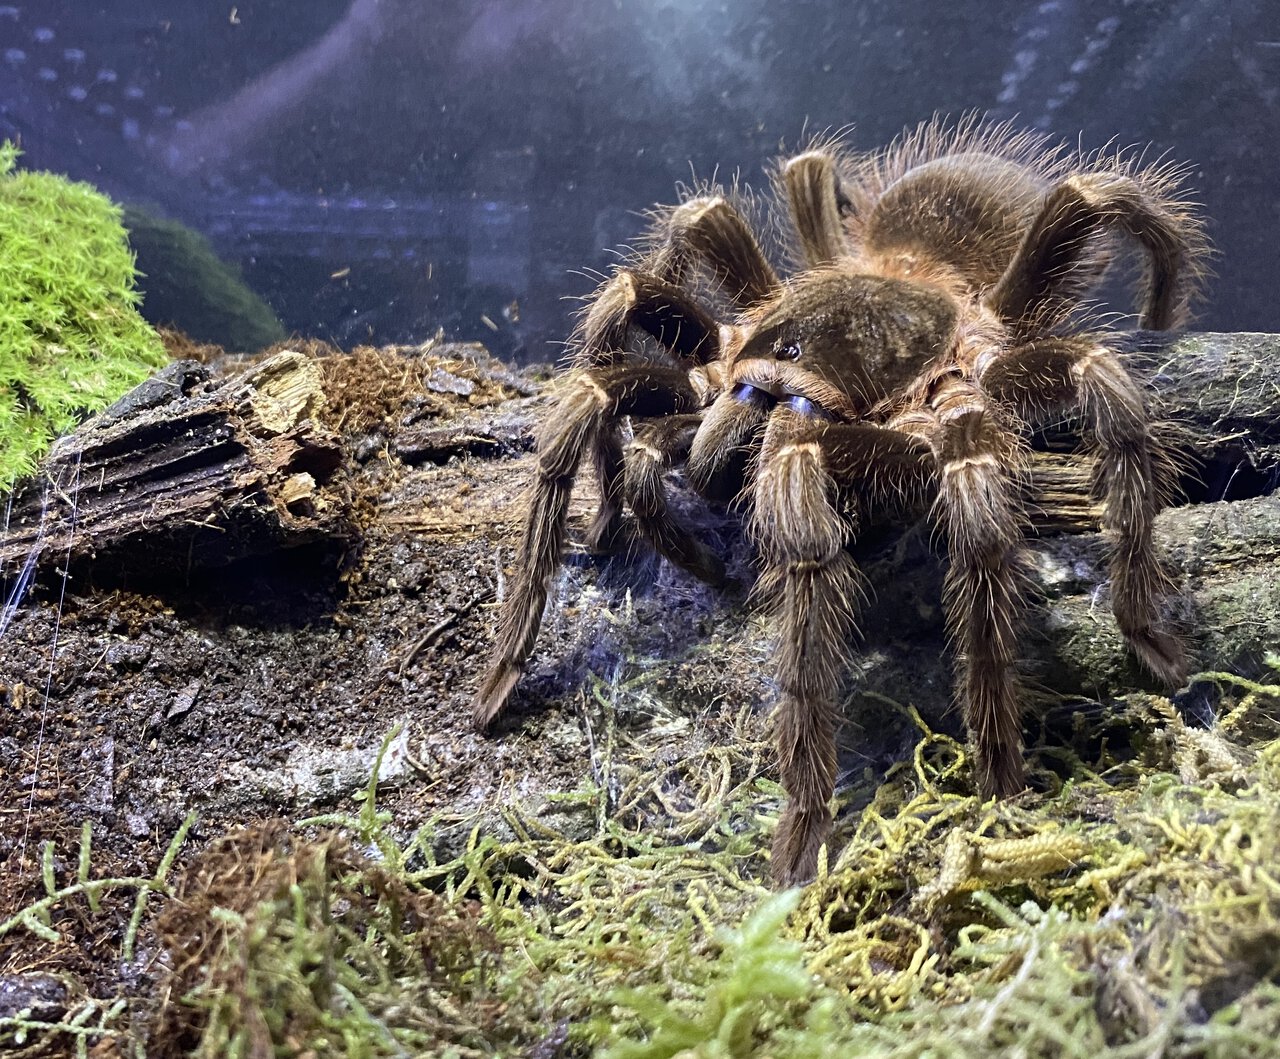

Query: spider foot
<box><xmin>681</xmin><ymin>550</ymin><xmax>728</xmax><ymax>589</ymax></box>
<box><xmin>976</xmin><ymin>743</ymin><xmax>1027</xmax><ymax>802</ymax></box>
<box><xmin>770</xmin><ymin>804</ymin><xmax>831</xmax><ymax>888</ymax></box>
<box><xmin>1126</xmin><ymin>625</ymin><xmax>1189</xmax><ymax>689</ymax></box>
<box><xmin>472</xmin><ymin>662</ymin><xmax>522</xmax><ymax>733</ymax></box>
<box><xmin>583</xmin><ymin>508</ymin><xmax>634</xmax><ymax>556</ymax></box>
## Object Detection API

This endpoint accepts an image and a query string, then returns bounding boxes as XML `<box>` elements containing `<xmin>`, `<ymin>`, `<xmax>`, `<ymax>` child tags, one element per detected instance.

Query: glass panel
<box><xmin>3</xmin><ymin>1</ymin><xmax>1269</xmax><ymax>358</ymax></box>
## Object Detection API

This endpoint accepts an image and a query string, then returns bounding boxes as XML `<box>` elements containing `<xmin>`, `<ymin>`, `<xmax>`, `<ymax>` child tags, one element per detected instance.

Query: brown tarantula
<box><xmin>473</xmin><ymin>119</ymin><xmax>1209</xmax><ymax>887</ymax></box>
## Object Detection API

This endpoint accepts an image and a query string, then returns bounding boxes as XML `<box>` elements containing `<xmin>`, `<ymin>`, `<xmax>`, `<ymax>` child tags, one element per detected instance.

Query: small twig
<box><xmin>0</xmin><ymin>876</ymin><xmax>156</xmax><ymax>941</ymax></box>
<box><xmin>396</xmin><ymin>594</ymin><xmax>489</xmax><ymax>675</ymax></box>
<box><xmin>397</xmin><ymin>616</ymin><xmax>457</xmax><ymax>674</ymax></box>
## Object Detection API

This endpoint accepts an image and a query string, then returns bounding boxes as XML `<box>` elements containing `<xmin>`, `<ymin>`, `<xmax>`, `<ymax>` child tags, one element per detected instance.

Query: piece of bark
<box><xmin>1024</xmin><ymin>489</ymin><xmax>1280</xmax><ymax>701</ymax></box>
<box><xmin>388</xmin><ymin>331</ymin><xmax>1279</xmax><ymax>534</ymax></box>
<box><xmin>0</xmin><ymin>351</ymin><xmax>349</xmax><ymax>576</ymax></box>
<box><xmin>393</xmin><ymin>405</ymin><xmax>538</xmax><ymax>465</ymax></box>
<box><xmin>423</xmin><ymin>331</ymin><xmax>1280</xmax><ymax>708</ymax></box>
<box><xmin>1142</xmin><ymin>332</ymin><xmax>1280</xmax><ymax>463</ymax></box>
<box><xmin>4</xmin><ymin>330</ymin><xmax>1279</xmax><ymax>700</ymax></box>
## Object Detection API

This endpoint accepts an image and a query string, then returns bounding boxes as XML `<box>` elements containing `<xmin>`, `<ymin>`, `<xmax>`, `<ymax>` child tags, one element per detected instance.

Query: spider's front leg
<box><xmin>573</xmin><ymin>196</ymin><xmax>780</xmax><ymax>550</ymax></box>
<box><xmin>751</xmin><ymin>412</ymin><xmax>935</xmax><ymax>886</ymax></box>
<box><xmin>572</xmin><ymin>271</ymin><xmax>722</xmax><ymax>553</ymax></box>
<box><xmin>686</xmin><ymin>382</ymin><xmax>774</xmax><ymax>502</ymax></box>
<box><xmin>927</xmin><ymin>377</ymin><xmax>1033</xmax><ymax>799</ymax></box>
<box><xmin>622</xmin><ymin>414</ymin><xmax>727</xmax><ymax>585</ymax></box>
<box><xmin>472</xmin><ymin>362</ymin><xmax>699</xmax><ymax>730</ymax></box>
<box><xmin>980</xmin><ymin>337</ymin><xmax>1187</xmax><ymax>686</ymax></box>
<box><xmin>475</xmin><ymin>195</ymin><xmax>782</xmax><ymax>730</ymax></box>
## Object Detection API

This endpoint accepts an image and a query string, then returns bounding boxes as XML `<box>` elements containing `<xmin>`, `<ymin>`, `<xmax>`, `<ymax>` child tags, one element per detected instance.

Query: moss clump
<box><xmin>123</xmin><ymin>206</ymin><xmax>285</xmax><ymax>354</ymax></box>
<box><xmin>150</xmin><ymin>822</ymin><xmax>504</xmax><ymax>1058</ymax></box>
<box><xmin>602</xmin><ymin>890</ymin><xmax>814</xmax><ymax>1059</ymax></box>
<box><xmin>0</xmin><ymin>142</ymin><xmax>167</xmax><ymax>489</ymax></box>
<box><xmin>423</xmin><ymin>676</ymin><xmax>1280</xmax><ymax>1057</ymax></box>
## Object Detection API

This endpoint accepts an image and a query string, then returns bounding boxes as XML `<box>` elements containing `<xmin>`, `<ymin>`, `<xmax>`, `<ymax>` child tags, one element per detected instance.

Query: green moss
<box><xmin>0</xmin><ymin>143</ymin><xmax>167</xmax><ymax>489</ymax></box>
<box><xmin>601</xmin><ymin>890</ymin><xmax>813</xmax><ymax>1059</ymax></box>
<box><xmin>423</xmin><ymin>680</ymin><xmax>1280</xmax><ymax>1057</ymax></box>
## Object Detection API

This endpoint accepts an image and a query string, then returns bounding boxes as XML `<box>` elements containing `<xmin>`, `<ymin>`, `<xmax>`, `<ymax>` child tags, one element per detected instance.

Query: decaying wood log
<box><xmin>373</xmin><ymin>330</ymin><xmax>1280</xmax><ymax>708</ymax></box>
<box><xmin>1144</xmin><ymin>331</ymin><xmax>1280</xmax><ymax>465</ymax></box>
<box><xmin>0</xmin><ymin>351</ymin><xmax>349</xmax><ymax>577</ymax></box>
<box><xmin>1</xmin><ymin>330</ymin><xmax>1278</xmax><ymax>622</ymax></box>
<box><xmin>1034</xmin><ymin>489</ymin><xmax>1280</xmax><ymax>697</ymax></box>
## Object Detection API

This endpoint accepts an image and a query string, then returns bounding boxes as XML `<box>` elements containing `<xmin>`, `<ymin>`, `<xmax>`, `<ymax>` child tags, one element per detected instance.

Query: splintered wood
<box><xmin>0</xmin><ymin>351</ymin><xmax>349</xmax><ymax>576</ymax></box>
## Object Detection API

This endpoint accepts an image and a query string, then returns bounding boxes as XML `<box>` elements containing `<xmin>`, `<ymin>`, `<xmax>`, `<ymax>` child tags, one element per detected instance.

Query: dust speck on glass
<box><xmin>3</xmin><ymin>0</ymin><xmax>1274</xmax><ymax>359</ymax></box>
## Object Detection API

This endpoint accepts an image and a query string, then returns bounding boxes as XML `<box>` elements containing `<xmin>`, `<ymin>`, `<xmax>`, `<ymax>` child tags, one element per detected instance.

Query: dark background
<box><xmin>2</xmin><ymin>0</ymin><xmax>1276</xmax><ymax>359</ymax></box>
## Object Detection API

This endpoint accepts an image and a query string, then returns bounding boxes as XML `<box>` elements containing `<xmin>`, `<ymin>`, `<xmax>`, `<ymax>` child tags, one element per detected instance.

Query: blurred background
<box><xmin>2</xmin><ymin>0</ymin><xmax>1276</xmax><ymax>361</ymax></box>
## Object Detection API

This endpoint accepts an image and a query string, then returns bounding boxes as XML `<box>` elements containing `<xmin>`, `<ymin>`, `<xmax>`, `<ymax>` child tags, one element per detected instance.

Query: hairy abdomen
<box><xmin>863</xmin><ymin>153</ymin><xmax>1047</xmax><ymax>290</ymax></box>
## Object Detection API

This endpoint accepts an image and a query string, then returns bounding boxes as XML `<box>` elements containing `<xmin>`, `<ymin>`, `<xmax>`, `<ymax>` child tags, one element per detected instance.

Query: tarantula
<box><xmin>472</xmin><ymin>119</ymin><xmax>1209</xmax><ymax>887</ymax></box>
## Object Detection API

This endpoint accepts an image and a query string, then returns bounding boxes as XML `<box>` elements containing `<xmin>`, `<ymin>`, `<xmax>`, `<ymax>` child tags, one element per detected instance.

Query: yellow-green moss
<box><xmin>6</xmin><ymin>673</ymin><xmax>1280</xmax><ymax>1057</ymax></box>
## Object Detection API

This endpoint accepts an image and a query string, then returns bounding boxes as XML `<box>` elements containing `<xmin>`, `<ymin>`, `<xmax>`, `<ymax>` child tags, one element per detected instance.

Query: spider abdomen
<box><xmin>864</xmin><ymin>153</ymin><xmax>1046</xmax><ymax>290</ymax></box>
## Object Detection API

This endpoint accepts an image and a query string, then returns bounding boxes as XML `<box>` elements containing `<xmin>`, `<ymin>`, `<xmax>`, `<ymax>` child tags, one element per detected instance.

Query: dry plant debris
<box><xmin>8</xmin><ymin>669</ymin><xmax>1280</xmax><ymax>1057</ymax></box>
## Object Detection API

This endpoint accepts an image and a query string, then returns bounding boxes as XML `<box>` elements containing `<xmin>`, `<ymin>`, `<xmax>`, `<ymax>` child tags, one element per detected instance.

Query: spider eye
<box><xmin>777</xmin><ymin>341</ymin><xmax>802</xmax><ymax>361</ymax></box>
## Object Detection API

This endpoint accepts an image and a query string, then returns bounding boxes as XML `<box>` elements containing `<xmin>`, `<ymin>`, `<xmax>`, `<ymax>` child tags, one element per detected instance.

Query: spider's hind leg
<box><xmin>991</xmin><ymin>168</ymin><xmax>1206</xmax><ymax>333</ymax></box>
<box><xmin>781</xmin><ymin>149</ymin><xmax>852</xmax><ymax>268</ymax></box>
<box><xmin>981</xmin><ymin>337</ymin><xmax>1187</xmax><ymax>687</ymax></box>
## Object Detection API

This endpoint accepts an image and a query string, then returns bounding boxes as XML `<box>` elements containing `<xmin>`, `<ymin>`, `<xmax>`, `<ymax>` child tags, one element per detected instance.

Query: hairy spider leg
<box><xmin>991</xmin><ymin>170</ymin><xmax>1204</xmax><ymax>334</ymax></box>
<box><xmin>686</xmin><ymin>152</ymin><xmax>855</xmax><ymax>499</ymax></box>
<box><xmin>622</xmin><ymin>414</ymin><xmax>726</xmax><ymax>584</ymax></box>
<box><xmin>476</xmin><ymin>196</ymin><xmax>780</xmax><ymax>729</ymax></box>
<box><xmin>572</xmin><ymin>197</ymin><xmax>779</xmax><ymax>550</ymax></box>
<box><xmin>928</xmin><ymin>375</ymin><xmax>1034</xmax><ymax>800</ymax></box>
<box><xmin>751</xmin><ymin>411</ymin><xmax>935</xmax><ymax>886</ymax></box>
<box><xmin>685</xmin><ymin>383</ymin><xmax>772</xmax><ymax>501</ymax></box>
<box><xmin>981</xmin><ymin>337</ymin><xmax>1186</xmax><ymax>686</ymax></box>
<box><xmin>781</xmin><ymin>149</ymin><xmax>853</xmax><ymax>269</ymax></box>
<box><xmin>472</xmin><ymin>363</ymin><xmax>698</xmax><ymax>731</ymax></box>
<box><xmin>571</xmin><ymin>271</ymin><xmax>721</xmax><ymax>553</ymax></box>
